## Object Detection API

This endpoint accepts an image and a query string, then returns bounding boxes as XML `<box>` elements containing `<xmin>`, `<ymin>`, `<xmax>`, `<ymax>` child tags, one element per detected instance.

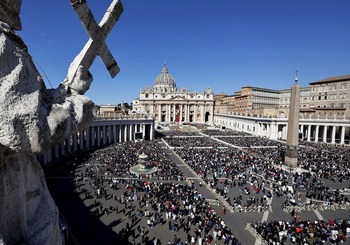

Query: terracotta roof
<box><xmin>309</xmin><ymin>74</ymin><xmax>350</xmax><ymax>85</ymax></box>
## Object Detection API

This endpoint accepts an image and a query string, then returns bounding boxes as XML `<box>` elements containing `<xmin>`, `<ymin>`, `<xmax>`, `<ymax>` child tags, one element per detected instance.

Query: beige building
<box><xmin>214</xmin><ymin>74</ymin><xmax>350</xmax><ymax>120</ymax></box>
<box><xmin>307</xmin><ymin>74</ymin><xmax>350</xmax><ymax>120</ymax></box>
<box><xmin>132</xmin><ymin>64</ymin><xmax>214</xmax><ymax>124</ymax></box>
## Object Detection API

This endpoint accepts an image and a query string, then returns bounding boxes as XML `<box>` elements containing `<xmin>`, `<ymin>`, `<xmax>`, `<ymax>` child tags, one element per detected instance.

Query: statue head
<box><xmin>0</xmin><ymin>0</ymin><xmax>22</xmax><ymax>30</ymax></box>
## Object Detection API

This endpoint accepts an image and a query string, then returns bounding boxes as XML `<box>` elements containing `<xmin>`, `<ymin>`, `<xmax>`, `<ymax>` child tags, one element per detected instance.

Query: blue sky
<box><xmin>20</xmin><ymin>0</ymin><xmax>350</xmax><ymax>105</ymax></box>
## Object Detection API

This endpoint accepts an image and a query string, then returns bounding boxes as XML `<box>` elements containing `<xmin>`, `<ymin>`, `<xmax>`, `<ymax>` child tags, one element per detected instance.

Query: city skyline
<box><xmin>20</xmin><ymin>0</ymin><xmax>350</xmax><ymax>105</ymax></box>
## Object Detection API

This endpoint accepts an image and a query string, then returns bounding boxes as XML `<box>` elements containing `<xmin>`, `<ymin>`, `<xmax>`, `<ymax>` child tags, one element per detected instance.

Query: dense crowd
<box><xmin>164</xmin><ymin>137</ymin><xmax>227</xmax><ymax>148</ymax></box>
<box><xmin>84</xmin><ymin>141</ymin><xmax>185</xmax><ymax>181</ymax></box>
<box><xmin>251</xmin><ymin>218</ymin><xmax>350</xmax><ymax>244</ymax></box>
<box><xmin>70</xmin><ymin>127</ymin><xmax>350</xmax><ymax>244</ymax></box>
<box><xmin>74</xmin><ymin>169</ymin><xmax>241</xmax><ymax>244</ymax></box>
<box><xmin>201</xmin><ymin>130</ymin><xmax>249</xmax><ymax>137</ymax></box>
<box><xmin>214</xmin><ymin>136</ymin><xmax>283</xmax><ymax>148</ymax></box>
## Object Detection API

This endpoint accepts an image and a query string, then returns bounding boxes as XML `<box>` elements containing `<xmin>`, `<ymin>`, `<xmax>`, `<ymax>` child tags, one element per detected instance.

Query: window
<box><xmin>145</xmin><ymin>94</ymin><xmax>149</xmax><ymax>98</ymax></box>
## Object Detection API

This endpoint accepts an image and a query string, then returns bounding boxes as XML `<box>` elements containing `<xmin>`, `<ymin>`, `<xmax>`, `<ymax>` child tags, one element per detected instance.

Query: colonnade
<box><xmin>214</xmin><ymin>113</ymin><xmax>350</xmax><ymax>145</ymax></box>
<box><xmin>39</xmin><ymin>118</ymin><xmax>155</xmax><ymax>166</ymax></box>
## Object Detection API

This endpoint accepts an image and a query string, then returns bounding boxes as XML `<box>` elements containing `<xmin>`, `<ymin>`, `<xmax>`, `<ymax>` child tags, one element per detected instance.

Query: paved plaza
<box><xmin>46</xmin><ymin>127</ymin><xmax>350</xmax><ymax>245</ymax></box>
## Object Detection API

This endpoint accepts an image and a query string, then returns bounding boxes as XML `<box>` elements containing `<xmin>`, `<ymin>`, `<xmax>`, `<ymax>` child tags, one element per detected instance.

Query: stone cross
<box><xmin>65</xmin><ymin>0</ymin><xmax>123</xmax><ymax>87</ymax></box>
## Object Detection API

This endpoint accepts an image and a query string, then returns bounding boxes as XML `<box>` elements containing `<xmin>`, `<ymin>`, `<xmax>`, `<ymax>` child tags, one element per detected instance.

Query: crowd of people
<box><xmin>83</xmin><ymin>141</ymin><xmax>185</xmax><ymax>181</ymax></box>
<box><xmin>166</xmin><ymin>131</ymin><xmax>350</xmax><ymax>213</ymax></box>
<box><xmin>251</xmin><ymin>218</ymin><xmax>350</xmax><ymax>244</ymax></box>
<box><xmin>213</xmin><ymin>136</ymin><xmax>282</xmax><ymax>148</ymax></box>
<box><xmin>74</xmin><ymin>166</ymin><xmax>241</xmax><ymax>244</ymax></box>
<box><xmin>69</xmin><ymin>126</ymin><xmax>350</xmax><ymax>244</ymax></box>
<box><xmin>164</xmin><ymin>137</ymin><xmax>227</xmax><ymax>148</ymax></box>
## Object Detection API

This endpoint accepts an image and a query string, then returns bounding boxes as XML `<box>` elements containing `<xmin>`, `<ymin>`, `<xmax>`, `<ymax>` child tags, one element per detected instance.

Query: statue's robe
<box><xmin>0</xmin><ymin>21</ymin><xmax>94</xmax><ymax>244</ymax></box>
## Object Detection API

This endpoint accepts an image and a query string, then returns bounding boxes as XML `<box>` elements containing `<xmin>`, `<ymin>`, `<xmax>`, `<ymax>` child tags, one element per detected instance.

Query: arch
<box><xmin>205</xmin><ymin>112</ymin><xmax>210</xmax><ymax>122</ymax></box>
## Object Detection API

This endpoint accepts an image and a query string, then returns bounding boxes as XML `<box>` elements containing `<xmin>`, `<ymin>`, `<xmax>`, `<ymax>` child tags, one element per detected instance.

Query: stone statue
<box><xmin>0</xmin><ymin>0</ymin><xmax>122</xmax><ymax>244</ymax></box>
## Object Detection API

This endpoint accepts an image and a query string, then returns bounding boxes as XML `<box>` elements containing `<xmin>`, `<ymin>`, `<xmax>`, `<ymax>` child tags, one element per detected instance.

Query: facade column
<box><xmin>167</xmin><ymin>105</ymin><xmax>170</xmax><ymax>122</ymax></box>
<box><xmin>340</xmin><ymin>126</ymin><xmax>346</xmax><ymax>145</ymax></box>
<box><xmin>184</xmin><ymin>104</ymin><xmax>188</xmax><ymax>122</ymax></box>
<box><xmin>158</xmin><ymin>104</ymin><xmax>162</xmax><ymax>122</ymax></box>
<box><xmin>323</xmin><ymin>125</ymin><xmax>328</xmax><ymax>143</ymax></box>
<box><xmin>179</xmin><ymin>104</ymin><xmax>183</xmax><ymax>122</ymax></box>
<box><xmin>194</xmin><ymin>105</ymin><xmax>197</xmax><ymax>123</ymax></box>
<box><xmin>269</xmin><ymin>122</ymin><xmax>277</xmax><ymax>140</ymax></box>
<box><xmin>331</xmin><ymin>125</ymin><xmax>336</xmax><ymax>144</ymax></box>
<box><xmin>315</xmin><ymin>125</ymin><xmax>319</xmax><ymax>142</ymax></box>
<box><xmin>201</xmin><ymin>104</ymin><xmax>205</xmax><ymax>122</ymax></box>
<box><xmin>307</xmin><ymin>125</ymin><xmax>311</xmax><ymax>142</ymax></box>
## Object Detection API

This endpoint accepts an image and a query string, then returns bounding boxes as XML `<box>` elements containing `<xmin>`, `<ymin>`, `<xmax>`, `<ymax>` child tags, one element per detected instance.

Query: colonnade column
<box><xmin>269</xmin><ymin>122</ymin><xmax>277</xmax><ymax>140</ymax></box>
<box><xmin>107</xmin><ymin>125</ymin><xmax>111</xmax><ymax>144</ymax></box>
<box><xmin>340</xmin><ymin>126</ymin><xmax>345</xmax><ymax>144</ymax></box>
<box><xmin>150</xmin><ymin>123</ymin><xmax>154</xmax><ymax>140</ymax></box>
<box><xmin>79</xmin><ymin>130</ymin><xmax>84</xmax><ymax>150</ymax></box>
<box><xmin>97</xmin><ymin>126</ymin><xmax>101</xmax><ymax>147</ymax></box>
<box><xmin>331</xmin><ymin>125</ymin><xmax>336</xmax><ymax>144</ymax></box>
<box><xmin>102</xmin><ymin>126</ymin><xmax>107</xmax><ymax>145</ymax></box>
<box><xmin>124</xmin><ymin>124</ymin><xmax>127</xmax><ymax>141</ymax></box>
<box><xmin>307</xmin><ymin>125</ymin><xmax>311</xmax><ymax>142</ymax></box>
<box><xmin>323</xmin><ymin>125</ymin><xmax>328</xmax><ymax>143</ymax></box>
<box><xmin>86</xmin><ymin>128</ymin><xmax>90</xmax><ymax>149</ymax></box>
<box><xmin>300</xmin><ymin>125</ymin><xmax>304</xmax><ymax>139</ymax></box>
<box><xmin>91</xmin><ymin>126</ymin><xmax>95</xmax><ymax>147</ymax></box>
<box><xmin>119</xmin><ymin>125</ymin><xmax>122</xmax><ymax>142</ymax></box>
<box><xmin>315</xmin><ymin>125</ymin><xmax>319</xmax><ymax>142</ymax></box>
<box><xmin>113</xmin><ymin>125</ymin><xmax>117</xmax><ymax>144</ymax></box>
<box><xmin>129</xmin><ymin>124</ymin><xmax>133</xmax><ymax>141</ymax></box>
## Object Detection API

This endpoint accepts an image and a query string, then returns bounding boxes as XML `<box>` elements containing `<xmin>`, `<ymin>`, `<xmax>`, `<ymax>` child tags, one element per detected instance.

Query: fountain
<box><xmin>130</xmin><ymin>152</ymin><xmax>158</xmax><ymax>175</ymax></box>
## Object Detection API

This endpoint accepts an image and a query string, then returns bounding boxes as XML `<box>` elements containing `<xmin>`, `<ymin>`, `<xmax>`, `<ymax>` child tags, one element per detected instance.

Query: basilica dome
<box><xmin>153</xmin><ymin>64</ymin><xmax>177</xmax><ymax>92</ymax></box>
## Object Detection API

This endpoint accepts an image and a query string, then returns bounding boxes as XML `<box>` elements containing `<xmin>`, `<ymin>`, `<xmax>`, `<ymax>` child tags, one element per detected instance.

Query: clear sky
<box><xmin>19</xmin><ymin>0</ymin><xmax>350</xmax><ymax>105</ymax></box>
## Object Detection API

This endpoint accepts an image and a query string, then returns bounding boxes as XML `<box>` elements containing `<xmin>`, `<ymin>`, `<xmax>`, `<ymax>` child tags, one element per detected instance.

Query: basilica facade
<box><xmin>132</xmin><ymin>64</ymin><xmax>214</xmax><ymax>124</ymax></box>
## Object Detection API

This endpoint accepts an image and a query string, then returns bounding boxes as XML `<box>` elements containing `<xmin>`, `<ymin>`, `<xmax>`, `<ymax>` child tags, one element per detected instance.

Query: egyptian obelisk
<box><xmin>284</xmin><ymin>71</ymin><xmax>300</xmax><ymax>166</ymax></box>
